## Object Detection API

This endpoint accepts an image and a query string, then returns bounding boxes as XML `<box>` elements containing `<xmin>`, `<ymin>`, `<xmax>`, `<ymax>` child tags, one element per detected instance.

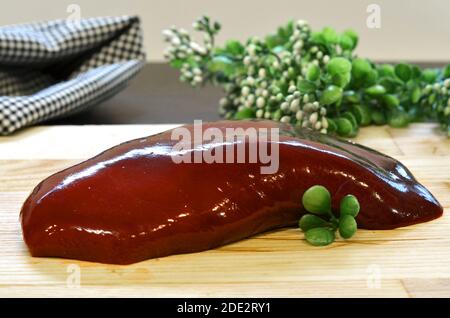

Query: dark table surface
<box><xmin>49</xmin><ymin>63</ymin><xmax>223</xmax><ymax>125</ymax></box>
<box><xmin>49</xmin><ymin>62</ymin><xmax>446</xmax><ymax>125</ymax></box>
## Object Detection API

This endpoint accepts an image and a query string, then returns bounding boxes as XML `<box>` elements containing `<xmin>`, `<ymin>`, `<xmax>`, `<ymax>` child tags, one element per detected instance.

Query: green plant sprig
<box><xmin>163</xmin><ymin>16</ymin><xmax>450</xmax><ymax>137</ymax></box>
<box><xmin>299</xmin><ymin>185</ymin><xmax>360</xmax><ymax>246</ymax></box>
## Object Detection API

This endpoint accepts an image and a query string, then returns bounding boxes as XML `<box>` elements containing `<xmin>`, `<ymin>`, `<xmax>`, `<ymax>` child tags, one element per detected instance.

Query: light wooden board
<box><xmin>0</xmin><ymin>123</ymin><xmax>449</xmax><ymax>298</ymax></box>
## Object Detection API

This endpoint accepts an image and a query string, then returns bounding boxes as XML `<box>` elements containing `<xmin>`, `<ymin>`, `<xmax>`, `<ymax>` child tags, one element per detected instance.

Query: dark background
<box><xmin>48</xmin><ymin>63</ymin><xmax>222</xmax><ymax>125</ymax></box>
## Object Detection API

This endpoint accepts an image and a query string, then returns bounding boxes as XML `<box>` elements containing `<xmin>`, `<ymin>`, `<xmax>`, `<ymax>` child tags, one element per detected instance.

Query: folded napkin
<box><xmin>0</xmin><ymin>16</ymin><xmax>145</xmax><ymax>135</ymax></box>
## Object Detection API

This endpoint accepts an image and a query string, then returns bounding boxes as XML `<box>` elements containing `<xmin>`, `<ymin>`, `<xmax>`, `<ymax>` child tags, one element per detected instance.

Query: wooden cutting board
<box><xmin>0</xmin><ymin>123</ymin><xmax>449</xmax><ymax>298</ymax></box>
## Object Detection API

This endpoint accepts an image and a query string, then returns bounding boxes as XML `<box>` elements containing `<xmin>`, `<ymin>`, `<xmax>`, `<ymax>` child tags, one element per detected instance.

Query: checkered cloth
<box><xmin>0</xmin><ymin>16</ymin><xmax>145</xmax><ymax>135</ymax></box>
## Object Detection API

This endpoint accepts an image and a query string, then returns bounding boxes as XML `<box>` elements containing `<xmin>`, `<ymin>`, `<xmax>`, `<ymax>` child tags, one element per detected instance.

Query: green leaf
<box><xmin>352</xmin><ymin>58</ymin><xmax>372</xmax><ymax>80</ymax></box>
<box><xmin>395</xmin><ymin>63</ymin><xmax>412</xmax><ymax>82</ymax></box>
<box><xmin>207</xmin><ymin>56</ymin><xmax>236</xmax><ymax>76</ymax></box>
<box><xmin>297</xmin><ymin>80</ymin><xmax>317</xmax><ymax>94</ymax></box>
<box><xmin>320</xmin><ymin>85</ymin><xmax>343</xmax><ymax>105</ymax></box>
<box><xmin>422</xmin><ymin>69</ymin><xmax>439</xmax><ymax>83</ymax></box>
<box><xmin>339</xmin><ymin>215</ymin><xmax>357</xmax><ymax>239</ymax></box>
<box><xmin>305</xmin><ymin>228</ymin><xmax>335</xmax><ymax>246</ymax></box>
<box><xmin>276</xmin><ymin>25</ymin><xmax>290</xmax><ymax>42</ymax></box>
<box><xmin>343</xmin><ymin>90</ymin><xmax>360</xmax><ymax>104</ymax></box>
<box><xmin>310</xmin><ymin>31</ymin><xmax>326</xmax><ymax>45</ymax></box>
<box><xmin>443</xmin><ymin>64</ymin><xmax>450</xmax><ymax>79</ymax></box>
<box><xmin>343</xmin><ymin>29</ymin><xmax>358</xmax><ymax>48</ymax></box>
<box><xmin>341</xmin><ymin>112</ymin><xmax>359</xmax><ymax>137</ymax></box>
<box><xmin>275</xmin><ymin>79</ymin><xmax>288</xmax><ymax>95</ymax></box>
<box><xmin>383</xmin><ymin>94</ymin><xmax>400</xmax><ymax>109</ymax></box>
<box><xmin>387</xmin><ymin>107</ymin><xmax>409</xmax><ymax>128</ymax></box>
<box><xmin>272</xmin><ymin>109</ymin><xmax>282</xmax><ymax>121</ymax></box>
<box><xmin>272</xmin><ymin>45</ymin><xmax>285</xmax><ymax>55</ymax></box>
<box><xmin>306</xmin><ymin>64</ymin><xmax>320</xmax><ymax>82</ymax></box>
<box><xmin>342</xmin><ymin>111</ymin><xmax>358</xmax><ymax>128</ymax></box>
<box><xmin>299</xmin><ymin>214</ymin><xmax>329</xmax><ymax>232</ymax></box>
<box><xmin>411</xmin><ymin>65</ymin><xmax>422</xmax><ymax>79</ymax></box>
<box><xmin>169</xmin><ymin>59</ymin><xmax>185</xmax><ymax>69</ymax></box>
<box><xmin>234</xmin><ymin>108</ymin><xmax>255</xmax><ymax>120</ymax></box>
<box><xmin>285</xmin><ymin>20</ymin><xmax>294</xmax><ymax>33</ymax></box>
<box><xmin>411</xmin><ymin>87</ymin><xmax>422</xmax><ymax>104</ymax></box>
<box><xmin>339</xmin><ymin>33</ymin><xmax>355</xmax><ymax>51</ymax></box>
<box><xmin>335</xmin><ymin>117</ymin><xmax>353</xmax><ymax>136</ymax></box>
<box><xmin>265</xmin><ymin>35</ymin><xmax>282</xmax><ymax>49</ymax></box>
<box><xmin>428</xmin><ymin>93</ymin><xmax>436</xmax><ymax>105</ymax></box>
<box><xmin>326</xmin><ymin>118</ymin><xmax>337</xmax><ymax>132</ymax></box>
<box><xmin>371</xmin><ymin>110</ymin><xmax>387</xmax><ymax>125</ymax></box>
<box><xmin>327</xmin><ymin>57</ymin><xmax>352</xmax><ymax>76</ymax></box>
<box><xmin>351</xmin><ymin>104</ymin><xmax>372</xmax><ymax>126</ymax></box>
<box><xmin>322</xmin><ymin>27</ymin><xmax>339</xmax><ymax>44</ymax></box>
<box><xmin>364</xmin><ymin>70</ymin><xmax>379</xmax><ymax>87</ymax></box>
<box><xmin>332</xmin><ymin>73</ymin><xmax>351</xmax><ymax>88</ymax></box>
<box><xmin>377</xmin><ymin>64</ymin><xmax>395</xmax><ymax>78</ymax></box>
<box><xmin>379</xmin><ymin>77</ymin><xmax>402</xmax><ymax>93</ymax></box>
<box><xmin>408</xmin><ymin>106</ymin><xmax>426</xmax><ymax>122</ymax></box>
<box><xmin>365</xmin><ymin>84</ymin><xmax>386</xmax><ymax>96</ymax></box>
<box><xmin>225</xmin><ymin>40</ymin><xmax>244</xmax><ymax>56</ymax></box>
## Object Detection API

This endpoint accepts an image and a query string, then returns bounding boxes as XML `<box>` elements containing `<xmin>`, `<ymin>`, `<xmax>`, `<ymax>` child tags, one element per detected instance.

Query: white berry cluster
<box><xmin>162</xmin><ymin>16</ymin><xmax>220</xmax><ymax>87</ymax></box>
<box><xmin>215</xmin><ymin>20</ymin><xmax>330</xmax><ymax>133</ymax></box>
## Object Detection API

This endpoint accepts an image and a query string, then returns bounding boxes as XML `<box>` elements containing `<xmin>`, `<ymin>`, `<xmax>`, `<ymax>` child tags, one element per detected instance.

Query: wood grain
<box><xmin>0</xmin><ymin>123</ymin><xmax>448</xmax><ymax>298</ymax></box>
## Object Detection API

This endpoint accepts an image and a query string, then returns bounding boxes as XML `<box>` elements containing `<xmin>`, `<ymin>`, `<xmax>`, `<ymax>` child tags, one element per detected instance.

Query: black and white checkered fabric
<box><xmin>0</xmin><ymin>15</ymin><xmax>145</xmax><ymax>135</ymax></box>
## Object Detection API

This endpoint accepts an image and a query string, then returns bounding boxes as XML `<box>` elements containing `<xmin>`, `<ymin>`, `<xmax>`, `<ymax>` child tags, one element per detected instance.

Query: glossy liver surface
<box><xmin>21</xmin><ymin>120</ymin><xmax>443</xmax><ymax>264</ymax></box>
